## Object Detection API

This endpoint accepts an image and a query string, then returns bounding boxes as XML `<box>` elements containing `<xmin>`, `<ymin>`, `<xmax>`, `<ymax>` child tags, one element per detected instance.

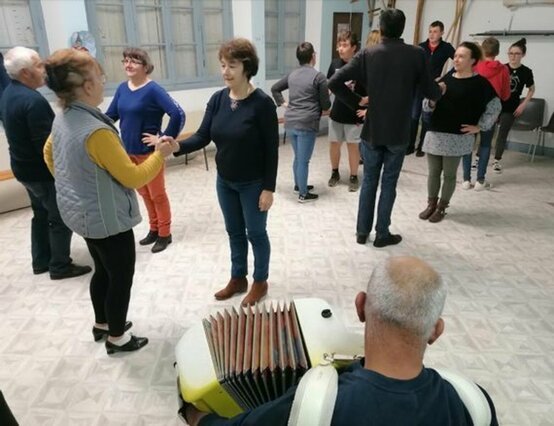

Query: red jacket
<box><xmin>474</xmin><ymin>60</ymin><xmax>511</xmax><ymax>101</ymax></box>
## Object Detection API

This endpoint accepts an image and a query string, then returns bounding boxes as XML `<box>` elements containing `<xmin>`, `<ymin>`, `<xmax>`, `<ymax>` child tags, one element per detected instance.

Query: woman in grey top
<box><xmin>420</xmin><ymin>42</ymin><xmax>501</xmax><ymax>222</ymax></box>
<box><xmin>271</xmin><ymin>42</ymin><xmax>331</xmax><ymax>202</ymax></box>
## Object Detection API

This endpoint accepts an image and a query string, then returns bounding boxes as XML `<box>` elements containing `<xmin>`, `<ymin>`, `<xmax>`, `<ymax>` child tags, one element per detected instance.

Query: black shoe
<box><xmin>105</xmin><ymin>335</ymin><xmax>149</xmax><ymax>355</ymax></box>
<box><xmin>152</xmin><ymin>234</ymin><xmax>172</xmax><ymax>253</ymax></box>
<box><xmin>50</xmin><ymin>264</ymin><xmax>92</xmax><ymax>280</ymax></box>
<box><xmin>356</xmin><ymin>234</ymin><xmax>368</xmax><ymax>245</ymax></box>
<box><xmin>328</xmin><ymin>171</ymin><xmax>340</xmax><ymax>187</ymax></box>
<box><xmin>294</xmin><ymin>185</ymin><xmax>314</xmax><ymax>192</ymax></box>
<box><xmin>415</xmin><ymin>150</ymin><xmax>425</xmax><ymax>157</ymax></box>
<box><xmin>139</xmin><ymin>230</ymin><xmax>158</xmax><ymax>245</ymax></box>
<box><xmin>33</xmin><ymin>266</ymin><xmax>49</xmax><ymax>275</ymax></box>
<box><xmin>298</xmin><ymin>193</ymin><xmax>319</xmax><ymax>203</ymax></box>
<box><xmin>92</xmin><ymin>321</ymin><xmax>133</xmax><ymax>342</ymax></box>
<box><xmin>373</xmin><ymin>234</ymin><xmax>402</xmax><ymax>248</ymax></box>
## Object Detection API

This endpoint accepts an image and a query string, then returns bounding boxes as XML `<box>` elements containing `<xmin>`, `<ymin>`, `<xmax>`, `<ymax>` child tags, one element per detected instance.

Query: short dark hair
<box><xmin>336</xmin><ymin>31</ymin><xmax>360</xmax><ymax>51</ymax></box>
<box><xmin>379</xmin><ymin>9</ymin><xmax>406</xmax><ymax>39</ymax></box>
<box><xmin>430</xmin><ymin>21</ymin><xmax>445</xmax><ymax>32</ymax></box>
<box><xmin>458</xmin><ymin>41</ymin><xmax>483</xmax><ymax>65</ymax></box>
<box><xmin>122</xmin><ymin>47</ymin><xmax>154</xmax><ymax>74</ymax></box>
<box><xmin>218</xmin><ymin>38</ymin><xmax>259</xmax><ymax>80</ymax></box>
<box><xmin>481</xmin><ymin>37</ymin><xmax>500</xmax><ymax>58</ymax></box>
<box><xmin>296</xmin><ymin>42</ymin><xmax>314</xmax><ymax>65</ymax></box>
<box><xmin>510</xmin><ymin>37</ymin><xmax>527</xmax><ymax>55</ymax></box>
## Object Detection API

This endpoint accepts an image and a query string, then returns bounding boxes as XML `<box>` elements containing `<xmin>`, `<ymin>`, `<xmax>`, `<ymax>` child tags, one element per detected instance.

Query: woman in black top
<box><xmin>174</xmin><ymin>38</ymin><xmax>278</xmax><ymax>306</ymax></box>
<box><xmin>493</xmin><ymin>38</ymin><xmax>535</xmax><ymax>172</ymax></box>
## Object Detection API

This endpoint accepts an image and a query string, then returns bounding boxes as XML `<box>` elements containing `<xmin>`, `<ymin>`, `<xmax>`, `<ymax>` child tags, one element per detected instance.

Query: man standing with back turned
<box><xmin>1</xmin><ymin>47</ymin><xmax>91</xmax><ymax>279</ymax></box>
<box><xmin>328</xmin><ymin>9</ymin><xmax>443</xmax><ymax>248</ymax></box>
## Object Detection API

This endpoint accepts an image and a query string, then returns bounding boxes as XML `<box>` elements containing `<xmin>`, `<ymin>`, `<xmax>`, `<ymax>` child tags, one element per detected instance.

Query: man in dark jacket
<box><xmin>0</xmin><ymin>51</ymin><xmax>12</xmax><ymax>121</ymax></box>
<box><xmin>409</xmin><ymin>21</ymin><xmax>455</xmax><ymax>156</ymax></box>
<box><xmin>0</xmin><ymin>46</ymin><xmax>91</xmax><ymax>279</ymax></box>
<box><xmin>328</xmin><ymin>9</ymin><xmax>443</xmax><ymax>248</ymax></box>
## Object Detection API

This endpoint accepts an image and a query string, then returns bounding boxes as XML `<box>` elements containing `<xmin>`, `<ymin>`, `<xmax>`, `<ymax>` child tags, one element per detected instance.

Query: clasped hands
<box><xmin>142</xmin><ymin>133</ymin><xmax>180</xmax><ymax>156</ymax></box>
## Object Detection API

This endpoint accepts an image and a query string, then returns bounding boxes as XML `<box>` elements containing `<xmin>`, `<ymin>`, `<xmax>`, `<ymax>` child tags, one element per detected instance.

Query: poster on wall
<box><xmin>70</xmin><ymin>31</ymin><xmax>96</xmax><ymax>57</ymax></box>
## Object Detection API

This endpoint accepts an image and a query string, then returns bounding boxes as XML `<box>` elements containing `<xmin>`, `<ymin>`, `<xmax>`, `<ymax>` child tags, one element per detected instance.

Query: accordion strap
<box><xmin>434</xmin><ymin>368</ymin><xmax>492</xmax><ymax>426</ymax></box>
<box><xmin>288</xmin><ymin>363</ymin><xmax>338</xmax><ymax>426</ymax></box>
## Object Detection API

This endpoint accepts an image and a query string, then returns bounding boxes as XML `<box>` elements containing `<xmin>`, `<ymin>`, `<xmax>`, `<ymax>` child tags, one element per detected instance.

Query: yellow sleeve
<box><xmin>86</xmin><ymin>128</ymin><xmax>164</xmax><ymax>189</ymax></box>
<box><xmin>43</xmin><ymin>135</ymin><xmax>55</xmax><ymax>176</ymax></box>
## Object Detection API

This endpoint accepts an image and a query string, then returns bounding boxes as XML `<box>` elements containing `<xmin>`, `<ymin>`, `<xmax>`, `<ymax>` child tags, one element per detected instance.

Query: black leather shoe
<box><xmin>373</xmin><ymin>234</ymin><xmax>402</xmax><ymax>248</ymax></box>
<box><xmin>92</xmin><ymin>321</ymin><xmax>133</xmax><ymax>342</ymax></box>
<box><xmin>152</xmin><ymin>235</ymin><xmax>172</xmax><ymax>253</ymax></box>
<box><xmin>106</xmin><ymin>335</ymin><xmax>149</xmax><ymax>355</ymax></box>
<box><xmin>356</xmin><ymin>234</ymin><xmax>368</xmax><ymax>245</ymax></box>
<box><xmin>139</xmin><ymin>231</ymin><xmax>158</xmax><ymax>245</ymax></box>
<box><xmin>50</xmin><ymin>264</ymin><xmax>92</xmax><ymax>280</ymax></box>
<box><xmin>33</xmin><ymin>266</ymin><xmax>49</xmax><ymax>275</ymax></box>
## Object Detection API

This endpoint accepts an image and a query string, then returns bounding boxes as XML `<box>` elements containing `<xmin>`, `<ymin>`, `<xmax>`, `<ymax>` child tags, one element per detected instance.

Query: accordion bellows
<box><xmin>176</xmin><ymin>298</ymin><xmax>364</xmax><ymax>418</ymax></box>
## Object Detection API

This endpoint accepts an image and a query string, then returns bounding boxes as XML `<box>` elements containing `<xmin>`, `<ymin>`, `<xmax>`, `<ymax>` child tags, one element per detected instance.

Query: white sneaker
<box><xmin>462</xmin><ymin>180</ymin><xmax>471</xmax><ymax>190</ymax></box>
<box><xmin>493</xmin><ymin>160</ymin><xmax>502</xmax><ymax>173</ymax></box>
<box><xmin>474</xmin><ymin>181</ymin><xmax>492</xmax><ymax>192</ymax></box>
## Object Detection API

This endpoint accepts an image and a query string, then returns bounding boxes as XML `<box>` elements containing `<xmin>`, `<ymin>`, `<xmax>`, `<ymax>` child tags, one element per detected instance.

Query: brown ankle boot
<box><xmin>241</xmin><ymin>281</ymin><xmax>268</xmax><ymax>307</ymax></box>
<box><xmin>214</xmin><ymin>277</ymin><xmax>248</xmax><ymax>300</ymax></box>
<box><xmin>429</xmin><ymin>199</ymin><xmax>449</xmax><ymax>223</ymax></box>
<box><xmin>419</xmin><ymin>197</ymin><xmax>438</xmax><ymax>220</ymax></box>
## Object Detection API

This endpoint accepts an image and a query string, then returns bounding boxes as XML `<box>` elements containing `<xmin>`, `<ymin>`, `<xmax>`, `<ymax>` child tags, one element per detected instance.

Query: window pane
<box><xmin>203</xmin><ymin>10</ymin><xmax>224</xmax><ymax>44</ymax></box>
<box><xmin>284</xmin><ymin>14</ymin><xmax>301</xmax><ymax>42</ymax></box>
<box><xmin>94</xmin><ymin>4</ymin><xmax>127</xmax><ymax>45</ymax></box>
<box><xmin>144</xmin><ymin>46</ymin><xmax>167</xmax><ymax>80</ymax></box>
<box><xmin>174</xmin><ymin>45</ymin><xmax>197</xmax><ymax>79</ymax></box>
<box><xmin>136</xmin><ymin>5</ymin><xmax>164</xmax><ymax>45</ymax></box>
<box><xmin>265</xmin><ymin>0</ymin><xmax>278</xmax><ymax>13</ymax></box>
<box><xmin>0</xmin><ymin>0</ymin><xmax>38</xmax><ymax>49</ymax></box>
<box><xmin>284</xmin><ymin>44</ymin><xmax>297</xmax><ymax>69</ymax></box>
<box><xmin>265</xmin><ymin>15</ymin><xmax>278</xmax><ymax>41</ymax></box>
<box><xmin>205</xmin><ymin>44</ymin><xmax>222</xmax><ymax>78</ymax></box>
<box><xmin>202</xmin><ymin>0</ymin><xmax>223</xmax><ymax>10</ymax></box>
<box><xmin>285</xmin><ymin>0</ymin><xmax>301</xmax><ymax>14</ymax></box>
<box><xmin>101</xmin><ymin>46</ymin><xmax>126</xmax><ymax>84</ymax></box>
<box><xmin>171</xmin><ymin>6</ymin><xmax>195</xmax><ymax>44</ymax></box>
<box><xmin>266</xmin><ymin>43</ymin><xmax>278</xmax><ymax>72</ymax></box>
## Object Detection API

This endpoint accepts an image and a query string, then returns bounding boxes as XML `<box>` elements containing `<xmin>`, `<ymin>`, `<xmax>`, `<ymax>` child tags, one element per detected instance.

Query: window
<box><xmin>265</xmin><ymin>0</ymin><xmax>305</xmax><ymax>79</ymax></box>
<box><xmin>85</xmin><ymin>0</ymin><xmax>233</xmax><ymax>90</ymax></box>
<box><xmin>0</xmin><ymin>0</ymin><xmax>49</xmax><ymax>56</ymax></box>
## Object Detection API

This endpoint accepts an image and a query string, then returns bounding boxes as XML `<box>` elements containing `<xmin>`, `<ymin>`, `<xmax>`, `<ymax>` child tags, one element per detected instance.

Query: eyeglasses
<box><xmin>508</xmin><ymin>52</ymin><xmax>522</xmax><ymax>56</ymax></box>
<box><xmin>121</xmin><ymin>58</ymin><xmax>144</xmax><ymax>65</ymax></box>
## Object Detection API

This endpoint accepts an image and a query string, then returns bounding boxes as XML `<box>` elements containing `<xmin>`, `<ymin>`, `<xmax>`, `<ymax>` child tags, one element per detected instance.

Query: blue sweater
<box><xmin>199</xmin><ymin>362</ymin><xmax>498</xmax><ymax>426</ymax></box>
<box><xmin>105</xmin><ymin>80</ymin><xmax>185</xmax><ymax>155</ymax></box>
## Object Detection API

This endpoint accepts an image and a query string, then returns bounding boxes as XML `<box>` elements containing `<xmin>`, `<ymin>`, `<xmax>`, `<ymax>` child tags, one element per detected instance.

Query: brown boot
<box><xmin>241</xmin><ymin>281</ymin><xmax>268</xmax><ymax>307</ymax></box>
<box><xmin>429</xmin><ymin>199</ymin><xmax>449</xmax><ymax>223</ymax></box>
<box><xmin>214</xmin><ymin>277</ymin><xmax>248</xmax><ymax>300</ymax></box>
<box><xmin>419</xmin><ymin>197</ymin><xmax>438</xmax><ymax>220</ymax></box>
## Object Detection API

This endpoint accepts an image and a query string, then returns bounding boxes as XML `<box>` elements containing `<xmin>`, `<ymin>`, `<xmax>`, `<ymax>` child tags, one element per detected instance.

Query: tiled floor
<box><xmin>0</xmin><ymin>139</ymin><xmax>553</xmax><ymax>425</ymax></box>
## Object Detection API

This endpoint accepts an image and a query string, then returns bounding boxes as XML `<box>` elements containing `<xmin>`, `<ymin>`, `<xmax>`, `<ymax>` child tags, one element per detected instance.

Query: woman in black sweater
<box><xmin>419</xmin><ymin>42</ymin><xmax>501</xmax><ymax>222</ymax></box>
<box><xmin>174</xmin><ymin>38</ymin><xmax>278</xmax><ymax>306</ymax></box>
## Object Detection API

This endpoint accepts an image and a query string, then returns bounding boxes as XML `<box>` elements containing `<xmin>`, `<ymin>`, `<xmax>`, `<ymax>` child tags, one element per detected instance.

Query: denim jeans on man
<box><xmin>289</xmin><ymin>128</ymin><xmax>316</xmax><ymax>195</ymax></box>
<box><xmin>21</xmin><ymin>180</ymin><xmax>73</xmax><ymax>273</ymax></box>
<box><xmin>357</xmin><ymin>141</ymin><xmax>406</xmax><ymax>239</ymax></box>
<box><xmin>462</xmin><ymin>128</ymin><xmax>494</xmax><ymax>182</ymax></box>
<box><xmin>216</xmin><ymin>175</ymin><xmax>270</xmax><ymax>282</ymax></box>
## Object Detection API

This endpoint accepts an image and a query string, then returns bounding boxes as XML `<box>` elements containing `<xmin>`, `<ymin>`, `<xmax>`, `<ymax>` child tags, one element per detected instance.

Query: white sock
<box><xmin>109</xmin><ymin>332</ymin><xmax>132</xmax><ymax>346</ymax></box>
<box><xmin>94</xmin><ymin>323</ymin><xmax>109</xmax><ymax>330</ymax></box>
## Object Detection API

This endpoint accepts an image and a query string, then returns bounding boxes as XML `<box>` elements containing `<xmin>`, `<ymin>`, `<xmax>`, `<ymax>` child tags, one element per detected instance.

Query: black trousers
<box><xmin>21</xmin><ymin>180</ymin><xmax>73</xmax><ymax>273</ymax></box>
<box><xmin>84</xmin><ymin>229</ymin><xmax>135</xmax><ymax>337</ymax></box>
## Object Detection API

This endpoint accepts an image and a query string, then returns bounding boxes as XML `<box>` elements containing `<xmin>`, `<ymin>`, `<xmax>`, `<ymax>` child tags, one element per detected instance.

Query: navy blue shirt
<box><xmin>0</xmin><ymin>80</ymin><xmax>54</xmax><ymax>182</ymax></box>
<box><xmin>105</xmin><ymin>80</ymin><xmax>185</xmax><ymax>155</ymax></box>
<box><xmin>199</xmin><ymin>361</ymin><xmax>498</xmax><ymax>426</ymax></box>
<box><xmin>176</xmin><ymin>88</ymin><xmax>278</xmax><ymax>192</ymax></box>
<box><xmin>0</xmin><ymin>52</ymin><xmax>11</xmax><ymax>120</ymax></box>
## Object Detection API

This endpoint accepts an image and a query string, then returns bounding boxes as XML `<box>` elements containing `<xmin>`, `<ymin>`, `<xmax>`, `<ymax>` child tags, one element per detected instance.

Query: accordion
<box><xmin>175</xmin><ymin>298</ymin><xmax>364</xmax><ymax>418</ymax></box>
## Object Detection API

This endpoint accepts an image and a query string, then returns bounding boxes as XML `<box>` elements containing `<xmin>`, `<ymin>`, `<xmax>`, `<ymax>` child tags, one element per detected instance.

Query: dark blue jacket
<box><xmin>0</xmin><ymin>52</ymin><xmax>12</xmax><ymax>121</ymax></box>
<box><xmin>419</xmin><ymin>39</ymin><xmax>455</xmax><ymax>80</ymax></box>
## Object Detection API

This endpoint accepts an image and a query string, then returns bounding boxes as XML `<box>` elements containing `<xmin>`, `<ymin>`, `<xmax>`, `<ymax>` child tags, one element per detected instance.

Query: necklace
<box><xmin>230</xmin><ymin>85</ymin><xmax>253</xmax><ymax>111</ymax></box>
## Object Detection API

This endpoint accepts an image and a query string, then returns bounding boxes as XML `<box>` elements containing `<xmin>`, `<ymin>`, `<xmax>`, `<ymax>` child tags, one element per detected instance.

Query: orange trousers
<box><xmin>129</xmin><ymin>154</ymin><xmax>171</xmax><ymax>237</ymax></box>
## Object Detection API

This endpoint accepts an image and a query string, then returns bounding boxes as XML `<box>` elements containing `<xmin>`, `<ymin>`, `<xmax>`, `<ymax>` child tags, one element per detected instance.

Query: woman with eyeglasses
<box><xmin>493</xmin><ymin>38</ymin><xmax>535</xmax><ymax>173</ymax></box>
<box><xmin>106</xmin><ymin>48</ymin><xmax>185</xmax><ymax>253</ymax></box>
<box><xmin>43</xmin><ymin>48</ymin><xmax>177</xmax><ymax>354</ymax></box>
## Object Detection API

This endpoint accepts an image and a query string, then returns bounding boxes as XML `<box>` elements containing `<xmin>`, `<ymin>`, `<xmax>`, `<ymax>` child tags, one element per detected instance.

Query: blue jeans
<box><xmin>216</xmin><ymin>175</ymin><xmax>270</xmax><ymax>281</ymax></box>
<box><xmin>357</xmin><ymin>141</ymin><xmax>406</xmax><ymax>238</ymax></box>
<box><xmin>21</xmin><ymin>180</ymin><xmax>73</xmax><ymax>273</ymax></box>
<box><xmin>462</xmin><ymin>128</ymin><xmax>494</xmax><ymax>182</ymax></box>
<box><xmin>289</xmin><ymin>128</ymin><xmax>316</xmax><ymax>195</ymax></box>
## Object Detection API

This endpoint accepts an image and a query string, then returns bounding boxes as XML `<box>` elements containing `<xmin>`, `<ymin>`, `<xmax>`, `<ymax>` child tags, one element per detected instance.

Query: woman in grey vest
<box><xmin>43</xmin><ymin>49</ymin><xmax>176</xmax><ymax>355</ymax></box>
